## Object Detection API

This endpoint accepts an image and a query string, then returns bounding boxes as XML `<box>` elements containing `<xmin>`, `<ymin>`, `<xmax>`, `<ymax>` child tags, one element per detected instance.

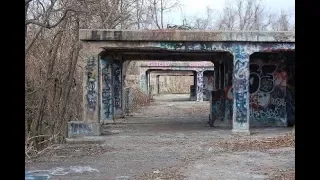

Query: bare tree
<box><xmin>145</xmin><ymin>0</ymin><xmax>180</xmax><ymax>29</ymax></box>
<box><xmin>271</xmin><ymin>10</ymin><xmax>292</xmax><ymax>31</ymax></box>
<box><xmin>214</xmin><ymin>0</ymin><xmax>276</xmax><ymax>31</ymax></box>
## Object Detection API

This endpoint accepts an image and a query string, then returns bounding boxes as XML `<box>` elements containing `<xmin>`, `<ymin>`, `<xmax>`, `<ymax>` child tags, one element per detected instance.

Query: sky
<box><xmin>167</xmin><ymin>0</ymin><xmax>295</xmax><ymax>25</ymax></box>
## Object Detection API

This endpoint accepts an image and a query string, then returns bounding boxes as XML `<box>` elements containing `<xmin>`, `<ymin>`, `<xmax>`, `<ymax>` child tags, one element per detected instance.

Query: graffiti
<box><xmin>235</xmin><ymin>91</ymin><xmax>248</xmax><ymax>123</ymax></box>
<box><xmin>114</xmin><ymin>64</ymin><xmax>122</xmax><ymax>109</ymax></box>
<box><xmin>263</xmin><ymin>43</ymin><xmax>295</xmax><ymax>52</ymax></box>
<box><xmin>189</xmin><ymin>62</ymin><xmax>210</xmax><ymax>67</ymax></box>
<box><xmin>196</xmin><ymin>71</ymin><xmax>204</xmax><ymax>101</ymax></box>
<box><xmin>257</xmin><ymin>92</ymin><xmax>270</xmax><ymax>107</ymax></box>
<box><xmin>101</xmin><ymin>60</ymin><xmax>113</xmax><ymax>120</ymax></box>
<box><xmin>249</xmin><ymin>63</ymin><xmax>278</xmax><ymax>94</ymax></box>
<box><xmin>160</xmin><ymin>42</ymin><xmax>215</xmax><ymax>51</ymax></box>
<box><xmin>270</xmin><ymin>98</ymin><xmax>285</xmax><ymax>106</ymax></box>
<box><xmin>26</xmin><ymin>166</ymin><xmax>99</xmax><ymax>179</ymax></box>
<box><xmin>249</xmin><ymin>58</ymin><xmax>288</xmax><ymax>126</ymax></box>
<box><xmin>274</xmin><ymin>71</ymin><xmax>287</xmax><ymax>86</ymax></box>
<box><xmin>148</xmin><ymin>61</ymin><xmax>170</xmax><ymax>66</ymax></box>
<box><xmin>232</xmin><ymin>46</ymin><xmax>250</xmax><ymax>123</ymax></box>
<box><xmin>86</xmin><ymin>57</ymin><xmax>97</xmax><ymax>111</ymax></box>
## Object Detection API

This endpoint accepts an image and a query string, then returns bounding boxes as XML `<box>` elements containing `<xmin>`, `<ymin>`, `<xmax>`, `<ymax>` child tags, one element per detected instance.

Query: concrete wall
<box><xmin>212</xmin><ymin>52</ymin><xmax>295</xmax><ymax>127</ymax></box>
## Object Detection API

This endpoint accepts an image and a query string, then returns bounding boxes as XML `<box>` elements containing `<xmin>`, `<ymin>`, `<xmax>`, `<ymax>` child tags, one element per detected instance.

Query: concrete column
<box><xmin>113</xmin><ymin>61</ymin><xmax>123</xmax><ymax>117</ymax></box>
<box><xmin>231</xmin><ymin>49</ymin><xmax>251</xmax><ymax>135</ymax></box>
<box><xmin>83</xmin><ymin>56</ymin><xmax>99</xmax><ymax>123</ymax></box>
<box><xmin>156</xmin><ymin>75</ymin><xmax>160</xmax><ymax>94</ymax></box>
<box><xmin>196</xmin><ymin>70</ymin><xmax>204</xmax><ymax>102</ymax></box>
<box><xmin>147</xmin><ymin>71</ymin><xmax>151</xmax><ymax>94</ymax></box>
<box><xmin>100</xmin><ymin>58</ymin><xmax>114</xmax><ymax>123</ymax></box>
<box><xmin>139</xmin><ymin>68</ymin><xmax>148</xmax><ymax>93</ymax></box>
<box><xmin>69</xmin><ymin>55</ymin><xmax>102</xmax><ymax>137</ymax></box>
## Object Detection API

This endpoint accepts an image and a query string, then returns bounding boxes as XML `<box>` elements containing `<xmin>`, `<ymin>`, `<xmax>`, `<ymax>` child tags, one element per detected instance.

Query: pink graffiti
<box><xmin>148</xmin><ymin>62</ymin><xmax>170</xmax><ymax>66</ymax></box>
<box><xmin>189</xmin><ymin>62</ymin><xmax>208</xmax><ymax>67</ymax></box>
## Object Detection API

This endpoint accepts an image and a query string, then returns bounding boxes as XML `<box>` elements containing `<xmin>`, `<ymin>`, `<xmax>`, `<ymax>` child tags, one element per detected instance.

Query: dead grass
<box><xmin>216</xmin><ymin>132</ymin><xmax>295</xmax><ymax>152</ymax></box>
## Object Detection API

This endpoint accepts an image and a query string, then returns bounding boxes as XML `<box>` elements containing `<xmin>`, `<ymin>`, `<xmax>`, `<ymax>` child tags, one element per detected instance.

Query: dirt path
<box><xmin>25</xmin><ymin>94</ymin><xmax>294</xmax><ymax>180</ymax></box>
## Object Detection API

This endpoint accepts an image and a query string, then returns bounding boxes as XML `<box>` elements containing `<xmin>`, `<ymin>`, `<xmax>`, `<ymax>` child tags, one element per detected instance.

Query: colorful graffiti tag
<box><xmin>232</xmin><ymin>46</ymin><xmax>250</xmax><ymax>124</ymax></box>
<box><xmin>249</xmin><ymin>57</ymin><xmax>287</xmax><ymax>126</ymax></box>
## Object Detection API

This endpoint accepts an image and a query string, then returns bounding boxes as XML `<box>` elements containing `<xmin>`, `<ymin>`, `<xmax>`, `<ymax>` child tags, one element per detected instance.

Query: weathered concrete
<box><xmin>68</xmin><ymin>121</ymin><xmax>101</xmax><ymax>137</ymax></box>
<box><xmin>79</xmin><ymin>28</ymin><xmax>295</xmax><ymax>136</ymax></box>
<box><xmin>79</xmin><ymin>29</ymin><xmax>295</xmax><ymax>42</ymax></box>
<box><xmin>27</xmin><ymin>95</ymin><xmax>294</xmax><ymax>180</ymax></box>
<box><xmin>139</xmin><ymin>61</ymin><xmax>215</xmax><ymax>102</ymax></box>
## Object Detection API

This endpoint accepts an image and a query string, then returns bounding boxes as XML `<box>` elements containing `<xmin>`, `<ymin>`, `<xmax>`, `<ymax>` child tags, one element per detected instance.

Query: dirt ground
<box><xmin>25</xmin><ymin>94</ymin><xmax>295</xmax><ymax>180</ymax></box>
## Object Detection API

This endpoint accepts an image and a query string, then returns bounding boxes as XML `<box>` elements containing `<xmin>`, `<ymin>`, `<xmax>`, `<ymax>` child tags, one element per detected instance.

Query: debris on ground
<box><xmin>216</xmin><ymin>133</ymin><xmax>295</xmax><ymax>151</ymax></box>
<box><xmin>27</xmin><ymin>144</ymin><xmax>115</xmax><ymax>163</ymax></box>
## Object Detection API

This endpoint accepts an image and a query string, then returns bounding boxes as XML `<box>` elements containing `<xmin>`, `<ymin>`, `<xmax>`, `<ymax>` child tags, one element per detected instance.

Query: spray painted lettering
<box><xmin>101</xmin><ymin>60</ymin><xmax>113</xmax><ymax>120</ymax></box>
<box><xmin>113</xmin><ymin>64</ymin><xmax>122</xmax><ymax>109</ymax></box>
<box><xmin>249</xmin><ymin>58</ymin><xmax>288</xmax><ymax>126</ymax></box>
<box><xmin>86</xmin><ymin>57</ymin><xmax>97</xmax><ymax>111</ymax></box>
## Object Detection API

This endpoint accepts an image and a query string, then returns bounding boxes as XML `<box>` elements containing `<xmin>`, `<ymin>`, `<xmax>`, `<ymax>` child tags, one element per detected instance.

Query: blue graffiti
<box><xmin>25</xmin><ymin>172</ymin><xmax>50</xmax><ymax>180</ymax></box>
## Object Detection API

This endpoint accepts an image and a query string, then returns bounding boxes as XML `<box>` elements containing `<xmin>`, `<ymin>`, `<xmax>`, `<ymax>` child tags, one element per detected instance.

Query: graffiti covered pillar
<box><xmin>100</xmin><ymin>58</ymin><xmax>114</xmax><ymax>123</ymax></box>
<box><xmin>196</xmin><ymin>70</ymin><xmax>204</xmax><ymax>101</ymax></box>
<box><xmin>231</xmin><ymin>46</ymin><xmax>251</xmax><ymax>135</ymax></box>
<box><xmin>83</xmin><ymin>56</ymin><xmax>99</xmax><ymax>122</ymax></box>
<box><xmin>113</xmin><ymin>61</ymin><xmax>123</xmax><ymax>117</ymax></box>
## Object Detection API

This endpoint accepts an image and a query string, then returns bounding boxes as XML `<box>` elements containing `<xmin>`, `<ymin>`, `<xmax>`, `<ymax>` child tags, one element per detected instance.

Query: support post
<box><xmin>231</xmin><ymin>48</ymin><xmax>251</xmax><ymax>135</ymax></box>
<box><xmin>113</xmin><ymin>61</ymin><xmax>123</xmax><ymax>117</ymax></box>
<box><xmin>196</xmin><ymin>70</ymin><xmax>204</xmax><ymax>102</ymax></box>
<box><xmin>139</xmin><ymin>68</ymin><xmax>148</xmax><ymax>93</ymax></box>
<box><xmin>100</xmin><ymin>58</ymin><xmax>114</xmax><ymax>124</ymax></box>
<box><xmin>156</xmin><ymin>75</ymin><xmax>160</xmax><ymax>94</ymax></box>
<box><xmin>83</xmin><ymin>56</ymin><xmax>100</xmax><ymax>122</ymax></box>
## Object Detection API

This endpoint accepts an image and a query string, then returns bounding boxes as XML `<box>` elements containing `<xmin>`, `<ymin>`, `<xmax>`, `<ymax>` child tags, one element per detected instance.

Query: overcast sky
<box><xmin>167</xmin><ymin>0</ymin><xmax>295</xmax><ymax>25</ymax></box>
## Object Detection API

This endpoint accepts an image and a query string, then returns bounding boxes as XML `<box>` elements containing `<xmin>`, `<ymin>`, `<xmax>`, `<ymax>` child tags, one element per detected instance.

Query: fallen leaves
<box><xmin>216</xmin><ymin>133</ymin><xmax>295</xmax><ymax>152</ymax></box>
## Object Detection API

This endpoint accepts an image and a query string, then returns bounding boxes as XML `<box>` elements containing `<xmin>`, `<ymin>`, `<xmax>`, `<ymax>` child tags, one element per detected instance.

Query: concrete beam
<box><xmin>79</xmin><ymin>29</ymin><xmax>295</xmax><ymax>42</ymax></box>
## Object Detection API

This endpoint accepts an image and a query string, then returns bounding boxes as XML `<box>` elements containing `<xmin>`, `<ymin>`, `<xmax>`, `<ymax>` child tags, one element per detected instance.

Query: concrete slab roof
<box><xmin>79</xmin><ymin>29</ymin><xmax>295</xmax><ymax>42</ymax></box>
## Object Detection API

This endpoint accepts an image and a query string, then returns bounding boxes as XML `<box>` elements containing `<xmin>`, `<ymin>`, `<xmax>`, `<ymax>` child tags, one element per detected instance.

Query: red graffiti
<box><xmin>274</xmin><ymin>71</ymin><xmax>287</xmax><ymax>86</ymax></box>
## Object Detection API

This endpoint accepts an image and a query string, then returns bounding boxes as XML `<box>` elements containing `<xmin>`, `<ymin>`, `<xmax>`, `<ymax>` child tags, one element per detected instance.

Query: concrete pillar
<box><xmin>156</xmin><ymin>75</ymin><xmax>160</xmax><ymax>94</ymax></box>
<box><xmin>196</xmin><ymin>70</ymin><xmax>204</xmax><ymax>102</ymax></box>
<box><xmin>147</xmin><ymin>71</ymin><xmax>151</xmax><ymax>94</ymax></box>
<box><xmin>124</xmin><ymin>87</ymin><xmax>132</xmax><ymax>115</ymax></box>
<box><xmin>113</xmin><ymin>62</ymin><xmax>123</xmax><ymax>117</ymax></box>
<box><xmin>100</xmin><ymin>58</ymin><xmax>114</xmax><ymax>123</ymax></box>
<box><xmin>70</xmin><ymin>55</ymin><xmax>103</xmax><ymax>137</ymax></box>
<box><xmin>231</xmin><ymin>49</ymin><xmax>251</xmax><ymax>135</ymax></box>
<box><xmin>139</xmin><ymin>68</ymin><xmax>147</xmax><ymax>93</ymax></box>
<box><xmin>193</xmin><ymin>71</ymin><xmax>197</xmax><ymax>85</ymax></box>
<box><xmin>83</xmin><ymin>56</ymin><xmax>99</xmax><ymax>123</ymax></box>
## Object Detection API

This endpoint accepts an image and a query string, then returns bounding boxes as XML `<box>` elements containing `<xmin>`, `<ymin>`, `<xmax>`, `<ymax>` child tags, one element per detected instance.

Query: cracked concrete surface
<box><xmin>26</xmin><ymin>94</ymin><xmax>294</xmax><ymax>180</ymax></box>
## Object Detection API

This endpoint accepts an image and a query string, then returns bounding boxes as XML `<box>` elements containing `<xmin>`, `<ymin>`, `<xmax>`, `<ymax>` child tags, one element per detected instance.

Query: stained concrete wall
<box><xmin>212</xmin><ymin>52</ymin><xmax>295</xmax><ymax>127</ymax></box>
<box><xmin>78</xmin><ymin>29</ymin><xmax>295</xmax><ymax>135</ymax></box>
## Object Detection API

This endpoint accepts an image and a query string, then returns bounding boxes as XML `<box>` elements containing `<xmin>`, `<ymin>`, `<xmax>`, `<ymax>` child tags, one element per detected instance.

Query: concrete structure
<box><xmin>139</xmin><ymin>61</ymin><xmax>214</xmax><ymax>101</ymax></box>
<box><xmin>148</xmin><ymin>70</ymin><xmax>194</xmax><ymax>95</ymax></box>
<box><xmin>75</xmin><ymin>29</ymin><xmax>295</xmax><ymax>137</ymax></box>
